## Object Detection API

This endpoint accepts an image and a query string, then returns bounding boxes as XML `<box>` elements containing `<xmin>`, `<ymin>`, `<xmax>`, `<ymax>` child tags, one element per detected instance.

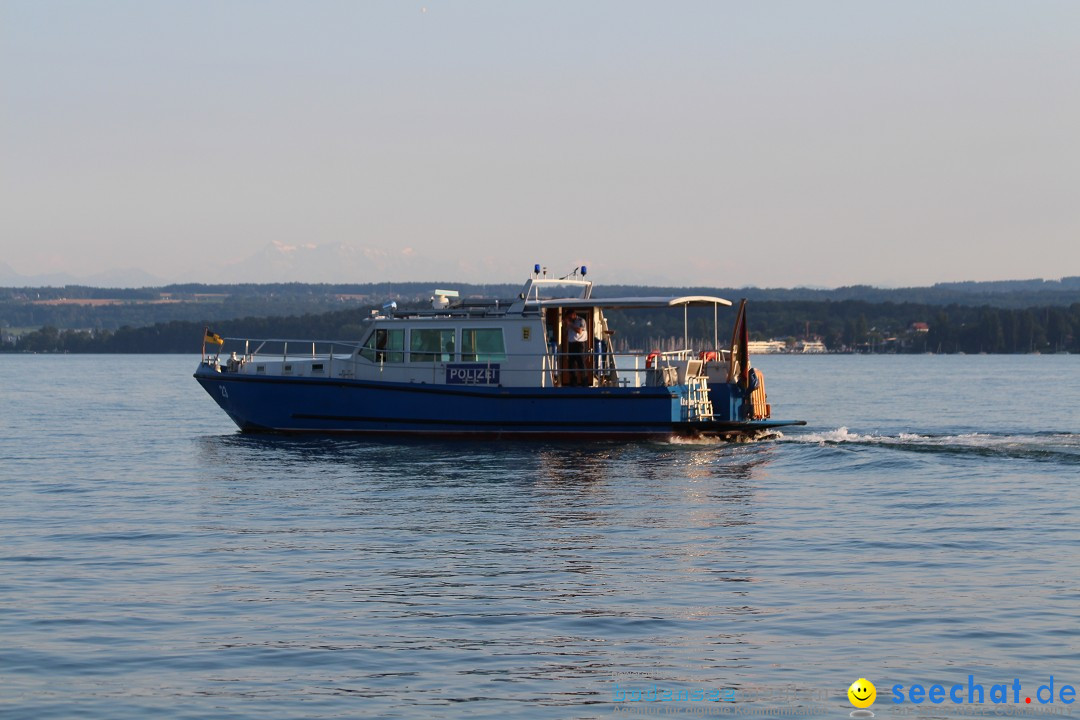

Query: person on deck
<box><xmin>566</xmin><ymin>310</ymin><xmax>588</xmax><ymax>386</ymax></box>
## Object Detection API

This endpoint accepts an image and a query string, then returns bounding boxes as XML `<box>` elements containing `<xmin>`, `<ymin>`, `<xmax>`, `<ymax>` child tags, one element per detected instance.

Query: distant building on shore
<box><xmin>747</xmin><ymin>338</ymin><xmax>828</xmax><ymax>354</ymax></box>
<box><xmin>796</xmin><ymin>340</ymin><xmax>827</xmax><ymax>353</ymax></box>
<box><xmin>748</xmin><ymin>340</ymin><xmax>787</xmax><ymax>354</ymax></box>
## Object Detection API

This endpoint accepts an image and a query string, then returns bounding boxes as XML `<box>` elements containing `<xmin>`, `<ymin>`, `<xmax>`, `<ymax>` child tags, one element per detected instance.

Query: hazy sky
<box><xmin>2</xmin><ymin>1</ymin><xmax>1078</xmax><ymax>287</ymax></box>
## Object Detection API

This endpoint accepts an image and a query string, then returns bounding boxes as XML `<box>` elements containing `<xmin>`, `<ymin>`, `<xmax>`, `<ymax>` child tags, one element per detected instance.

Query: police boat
<box><xmin>194</xmin><ymin>266</ymin><xmax>806</xmax><ymax>439</ymax></box>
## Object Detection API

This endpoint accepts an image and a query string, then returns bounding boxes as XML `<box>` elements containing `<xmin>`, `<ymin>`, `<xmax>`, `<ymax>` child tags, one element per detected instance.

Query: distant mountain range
<box><xmin>0</xmin><ymin>260</ymin><xmax>165</xmax><ymax>288</ymax></box>
<box><xmin>0</xmin><ymin>242</ymin><xmax>466</xmax><ymax>288</ymax></box>
<box><xmin>210</xmin><ymin>241</ymin><xmax>453</xmax><ymax>284</ymax></box>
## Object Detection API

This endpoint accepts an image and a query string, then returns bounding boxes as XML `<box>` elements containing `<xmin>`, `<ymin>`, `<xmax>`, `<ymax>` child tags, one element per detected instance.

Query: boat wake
<box><xmin>781</xmin><ymin>427</ymin><xmax>1080</xmax><ymax>463</ymax></box>
<box><xmin>669</xmin><ymin>428</ymin><xmax>784</xmax><ymax>445</ymax></box>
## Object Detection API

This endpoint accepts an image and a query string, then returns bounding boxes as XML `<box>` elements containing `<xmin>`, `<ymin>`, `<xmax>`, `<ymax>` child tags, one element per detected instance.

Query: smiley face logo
<box><xmin>848</xmin><ymin>678</ymin><xmax>876</xmax><ymax>708</ymax></box>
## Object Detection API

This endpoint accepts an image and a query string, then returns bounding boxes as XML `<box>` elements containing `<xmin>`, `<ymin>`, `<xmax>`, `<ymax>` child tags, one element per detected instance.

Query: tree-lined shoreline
<box><xmin>4</xmin><ymin>298</ymin><xmax>1077</xmax><ymax>355</ymax></box>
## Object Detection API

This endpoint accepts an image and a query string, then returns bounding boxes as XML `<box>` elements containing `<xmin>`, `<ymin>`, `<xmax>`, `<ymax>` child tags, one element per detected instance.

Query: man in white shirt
<box><xmin>566</xmin><ymin>310</ymin><xmax>588</xmax><ymax>386</ymax></box>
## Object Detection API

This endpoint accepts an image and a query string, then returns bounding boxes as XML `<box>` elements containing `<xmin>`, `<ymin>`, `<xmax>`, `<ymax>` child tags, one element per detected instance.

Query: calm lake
<box><xmin>1</xmin><ymin>354</ymin><xmax>1077</xmax><ymax>719</ymax></box>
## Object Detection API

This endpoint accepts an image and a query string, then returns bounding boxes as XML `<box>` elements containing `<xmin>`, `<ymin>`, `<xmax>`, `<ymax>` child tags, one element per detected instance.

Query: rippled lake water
<box><xmin>1</xmin><ymin>354</ymin><xmax>1077</xmax><ymax>719</ymax></box>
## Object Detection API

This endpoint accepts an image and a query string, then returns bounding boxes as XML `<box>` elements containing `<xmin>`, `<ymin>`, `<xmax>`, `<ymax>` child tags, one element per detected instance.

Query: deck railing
<box><xmin>206</xmin><ymin>338</ymin><xmax>732</xmax><ymax>388</ymax></box>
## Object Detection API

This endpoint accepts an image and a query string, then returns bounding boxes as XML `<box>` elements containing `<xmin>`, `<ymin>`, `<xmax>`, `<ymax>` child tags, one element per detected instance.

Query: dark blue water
<box><xmin>1</xmin><ymin>355</ymin><xmax>1078</xmax><ymax>719</ymax></box>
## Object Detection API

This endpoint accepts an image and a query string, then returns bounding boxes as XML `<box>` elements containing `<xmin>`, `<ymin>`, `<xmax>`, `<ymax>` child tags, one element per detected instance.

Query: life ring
<box><xmin>699</xmin><ymin>351</ymin><xmax>719</xmax><ymax>362</ymax></box>
<box><xmin>645</xmin><ymin>351</ymin><xmax>662</xmax><ymax>369</ymax></box>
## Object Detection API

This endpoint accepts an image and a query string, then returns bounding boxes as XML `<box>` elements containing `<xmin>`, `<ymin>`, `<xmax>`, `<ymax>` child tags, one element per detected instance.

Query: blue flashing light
<box><xmin>534</xmin><ymin>264</ymin><xmax>541</xmax><ymax>274</ymax></box>
<box><xmin>581</xmin><ymin>265</ymin><xmax>587</xmax><ymax>276</ymax></box>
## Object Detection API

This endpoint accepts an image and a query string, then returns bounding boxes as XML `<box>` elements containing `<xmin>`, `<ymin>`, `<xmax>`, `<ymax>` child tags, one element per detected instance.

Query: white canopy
<box><xmin>526</xmin><ymin>295</ymin><xmax>732</xmax><ymax>309</ymax></box>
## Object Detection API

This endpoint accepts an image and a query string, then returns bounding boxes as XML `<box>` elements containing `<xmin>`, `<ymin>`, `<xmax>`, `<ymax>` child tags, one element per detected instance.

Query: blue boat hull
<box><xmin>194</xmin><ymin>364</ymin><xmax>804</xmax><ymax>439</ymax></box>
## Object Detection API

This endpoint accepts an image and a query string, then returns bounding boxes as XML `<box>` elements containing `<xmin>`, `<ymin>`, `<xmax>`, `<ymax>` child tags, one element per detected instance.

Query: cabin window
<box><xmin>409</xmin><ymin>329</ymin><xmax>455</xmax><ymax>362</ymax></box>
<box><xmin>360</xmin><ymin>328</ymin><xmax>404</xmax><ymax>363</ymax></box>
<box><xmin>461</xmin><ymin>328</ymin><xmax>506</xmax><ymax>361</ymax></box>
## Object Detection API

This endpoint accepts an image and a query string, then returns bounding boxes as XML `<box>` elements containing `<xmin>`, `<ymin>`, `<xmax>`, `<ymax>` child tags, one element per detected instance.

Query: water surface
<box><xmin>1</xmin><ymin>354</ymin><xmax>1077</xmax><ymax>719</ymax></box>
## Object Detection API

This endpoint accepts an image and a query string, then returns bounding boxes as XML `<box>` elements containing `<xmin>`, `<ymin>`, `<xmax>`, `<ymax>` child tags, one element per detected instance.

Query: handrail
<box><xmin>217</xmin><ymin>336</ymin><xmax>366</xmax><ymax>347</ymax></box>
<box><xmin>213</xmin><ymin>338</ymin><xmax>700</xmax><ymax>364</ymax></box>
<box><xmin>206</xmin><ymin>340</ymin><xmax>735</xmax><ymax>392</ymax></box>
<box><xmin>205</xmin><ymin>334</ymin><xmax>738</xmax><ymax>389</ymax></box>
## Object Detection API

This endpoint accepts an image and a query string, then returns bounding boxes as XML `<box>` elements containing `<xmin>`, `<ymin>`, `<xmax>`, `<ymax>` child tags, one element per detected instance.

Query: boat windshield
<box><xmin>520</xmin><ymin>279</ymin><xmax>591</xmax><ymax>301</ymax></box>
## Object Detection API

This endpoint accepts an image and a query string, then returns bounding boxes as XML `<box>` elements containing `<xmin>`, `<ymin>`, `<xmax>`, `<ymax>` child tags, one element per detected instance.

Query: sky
<box><xmin>1</xmin><ymin>0</ymin><xmax>1078</xmax><ymax>288</ymax></box>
